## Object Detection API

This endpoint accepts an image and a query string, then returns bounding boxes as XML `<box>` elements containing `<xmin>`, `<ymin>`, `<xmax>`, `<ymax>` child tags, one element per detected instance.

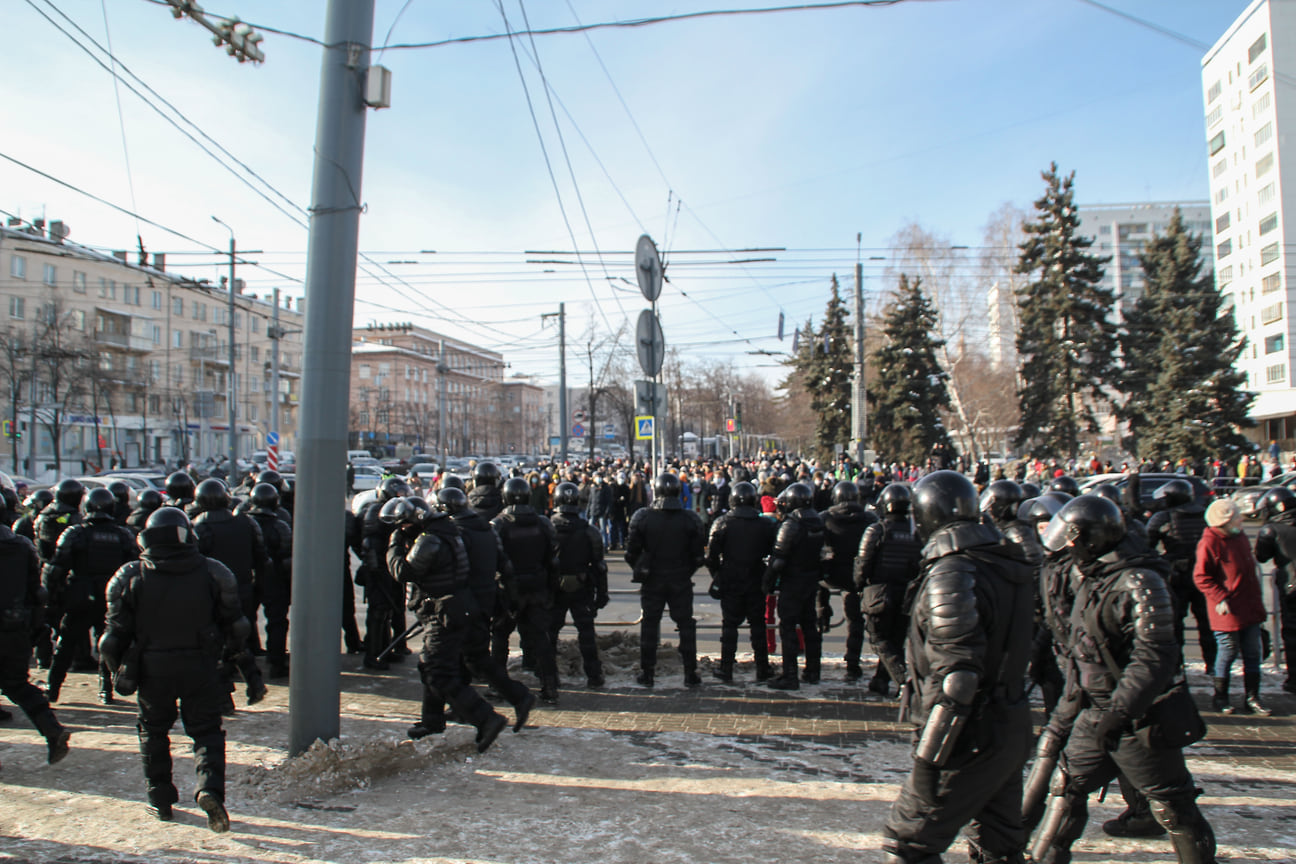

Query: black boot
<box><xmin>1243</xmin><ymin>671</ymin><xmax>1272</xmax><ymax>716</ymax></box>
<box><xmin>34</xmin><ymin>712</ymin><xmax>71</xmax><ymax>765</ymax></box>
<box><xmin>636</xmin><ymin>667</ymin><xmax>654</xmax><ymax>688</ymax></box>
<box><xmin>539</xmin><ymin>676</ymin><xmax>559</xmax><ymax>705</ymax></box>
<box><xmin>512</xmin><ymin>689</ymin><xmax>536</xmax><ymax>733</ymax></box>
<box><xmin>712</xmin><ymin>660</ymin><xmax>734</xmax><ymax>683</ymax></box>
<box><xmin>475</xmin><ymin>713</ymin><xmax>508</xmax><ymax>754</ymax></box>
<box><xmin>98</xmin><ymin>665</ymin><xmax>114</xmax><ymax>705</ymax></box>
<box><xmin>1102</xmin><ymin>807</ymin><xmax>1166</xmax><ymax>838</ymax></box>
<box><xmin>683</xmin><ymin>667</ymin><xmax>701</xmax><ymax>688</ymax></box>
<box><xmin>769</xmin><ymin>658</ymin><xmax>799</xmax><ymax>690</ymax></box>
<box><xmin>197</xmin><ymin>790</ymin><xmax>230</xmax><ymax>833</ymax></box>
<box><xmin>1211</xmin><ymin>676</ymin><xmax>1234</xmax><ymax>714</ymax></box>
<box><xmin>45</xmin><ymin>671</ymin><xmax>64</xmax><ymax>704</ymax></box>
<box><xmin>844</xmin><ymin>662</ymin><xmax>863</xmax><ymax>682</ymax></box>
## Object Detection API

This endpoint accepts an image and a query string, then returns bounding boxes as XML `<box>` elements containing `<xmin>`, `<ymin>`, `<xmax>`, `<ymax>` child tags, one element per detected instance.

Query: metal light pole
<box><xmin>212</xmin><ymin>215</ymin><xmax>237</xmax><ymax>474</ymax></box>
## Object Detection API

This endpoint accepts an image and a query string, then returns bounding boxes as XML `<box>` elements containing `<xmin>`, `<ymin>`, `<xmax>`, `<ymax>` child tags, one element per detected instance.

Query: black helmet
<box><xmin>503</xmin><ymin>476</ymin><xmax>531</xmax><ymax>506</ymax></box>
<box><xmin>1088</xmin><ymin>484</ymin><xmax>1123</xmax><ymax>508</ymax></box>
<box><xmin>377</xmin><ymin>477</ymin><xmax>413</xmax><ymax>503</ymax></box>
<box><xmin>139</xmin><ymin>506</ymin><xmax>194</xmax><ymax>550</ymax></box>
<box><xmin>24</xmin><ymin>488</ymin><xmax>54</xmax><ymax>514</ymax></box>
<box><xmin>877</xmin><ymin>483</ymin><xmax>912</xmax><ymax>516</ymax></box>
<box><xmin>730</xmin><ymin>481</ymin><xmax>757</xmax><ymax>508</ymax></box>
<box><xmin>1260</xmin><ymin>485</ymin><xmax>1296</xmax><ymax>522</ymax></box>
<box><xmin>1048</xmin><ymin>476</ymin><xmax>1080</xmax><ymax>497</ymax></box>
<box><xmin>165</xmin><ymin>471</ymin><xmax>196</xmax><ymax>502</ymax></box>
<box><xmin>137</xmin><ymin>488</ymin><xmax>163</xmax><ymax>514</ymax></box>
<box><xmin>379</xmin><ymin>496</ymin><xmax>413</xmax><ymax>525</ymax></box>
<box><xmin>473</xmin><ymin>461</ymin><xmax>501</xmax><ymax>488</ymax></box>
<box><xmin>194</xmin><ymin>478</ymin><xmax>230</xmax><ymax>512</ymax></box>
<box><xmin>256</xmin><ymin>469</ymin><xmax>285</xmax><ymax>492</ymax></box>
<box><xmin>1041</xmin><ymin>490</ymin><xmax>1074</xmax><ymax>507</ymax></box>
<box><xmin>1042</xmin><ymin>495</ymin><xmax>1126</xmax><ymax>562</ymax></box>
<box><xmin>107</xmin><ymin>480</ymin><xmax>133</xmax><ymax>511</ymax></box>
<box><xmin>1019</xmin><ymin>482</ymin><xmax>1042</xmax><ymax>499</ymax></box>
<box><xmin>55</xmin><ymin>478</ymin><xmax>85</xmax><ymax>509</ymax></box>
<box><xmin>1017</xmin><ymin>495</ymin><xmax>1064</xmax><ymax>525</ymax></box>
<box><xmin>653</xmin><ymin>472</ymin><xmax>682</xmax><ymax>499</ymax></box>
<box><xmin>979</xmin><ymin>479</ymin><xmax>1023</xmax><ymax>524</ymax></box>
<box><xmin>912</xmin><ymin>470</ymin><xmax>980</xmax><ymax>538</ymax></box>
<box><xmin>440</xmin><ymin>474</ymin><xmax>465</xmax><ymax>492</ymax></box>
<box><xmin>831</xmin><ymin>481</ymin><xmax>860</xmax><ymax>506</ymax></box>
<box><xmin>249</xmin><ymin>482</ymin><xmax>281</xmax><ymax>511</ymax></box>
<box><xmin>554</xmin><ymin>482</ymin><xmax>581</xmax><ymax>512</ymax></box>
<box><xmin>777</xmin><ymin>482</ymin><xmax>813</xmax><ymax>514</ymax></box>
<box><xmin>437</xmin><ymin>486</ymin><xmax>470</xmax><ymax>515</ymax></box>
<box><xmin>84</xmin><ymin>487</ymin><xmax>117</xmax><ymax>517</ymax></box>
<box><xmin>1153</xmin><ymin>478</ymin><xmax>1193</xmax><ymax>509</ymax></box>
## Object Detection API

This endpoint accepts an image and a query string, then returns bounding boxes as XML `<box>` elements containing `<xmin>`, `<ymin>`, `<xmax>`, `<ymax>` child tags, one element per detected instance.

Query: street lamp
<box><xmin>211</xmin><ymin>215</ymin><xmax>237</xmax><ymax>474</ymax></box>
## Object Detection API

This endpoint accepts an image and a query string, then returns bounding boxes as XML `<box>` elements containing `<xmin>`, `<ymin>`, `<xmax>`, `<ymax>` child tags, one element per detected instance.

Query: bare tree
<box><xmin>0</xmin><ymin>327</ymin><xmax>29</xmax><ymax>473</ymax></box>
<box><xmin>32</xmin><ymin>303</ymin><xmax>92</xmax><ymax>476</ymax></box>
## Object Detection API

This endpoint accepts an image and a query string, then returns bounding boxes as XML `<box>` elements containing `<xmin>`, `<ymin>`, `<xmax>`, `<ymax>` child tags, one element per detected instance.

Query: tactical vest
<box><xmin>458</xmin><ymin>519</ymin><xmax>500</xmax><ymax>595</ymax></box>
<box><xmin>500</xmin><ymin>514</ymin><xmax>548</xmax><ymax>578</ymax></box>
<box><xmin>554</xmin><ymin>514</ymin><xmax>594</xmax><ymax>575</ymax></box>
<box><xmin>874</xmin><ymin>519</ymin><xmax>922</xmax><ymax>587</ymax></box>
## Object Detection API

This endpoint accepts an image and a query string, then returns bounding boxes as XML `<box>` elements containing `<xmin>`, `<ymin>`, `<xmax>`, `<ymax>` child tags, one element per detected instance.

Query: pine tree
<box><xmin>867</xmin><ymin>275</ymin><xmax>953</xmax><ymax>464</ymax></box>
<box><xmin>1119</xmin><ymin>209</ymin><xmax>1253</xmax><ymax>461</ymax></box>
<box><xmin>803</xmin><ymin>276</ymin><xmax>854</xmax><ymax>461</ymax></box>
<box><xmin>1014</xmin><ymin>163</ymin><xmax>1118</xmax><ymax>459</ymax></box>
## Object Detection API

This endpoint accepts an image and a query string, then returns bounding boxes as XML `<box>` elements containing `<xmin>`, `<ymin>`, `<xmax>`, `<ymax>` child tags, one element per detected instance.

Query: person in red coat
<box><xmin>1194</xmin><ymin>499</ymin><xmax>1270</xmax><ymax>716</ymax></box>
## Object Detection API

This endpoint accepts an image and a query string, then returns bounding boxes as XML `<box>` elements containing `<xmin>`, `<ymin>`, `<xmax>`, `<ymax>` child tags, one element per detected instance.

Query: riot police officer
<box><xmin>36</xmin><ymin>478</ymin><xmax>85</xmax><ymax>561</ymax></box>
<box><xmin>14</xmin><ymin>488</ymin><xmax>53</xmax><ymax>543</ymax></box>
<box><xmin>386</xmin><ymin>497</ymin><xmax>510</xmax><ymax>753</ymax></box>
<box><xmin>816</xmin><ymin>481</ymin><xmax>877</xmax><ymax>681</ymax></box>
<box><xmin>100</xmin><ymin>507</ymin><xmax>247</xmax><ymax>830</ymax></box>
<box><xmin>881</xmin><ymin>471</ymin><xmax>1035</xmax><ymax>864</ymax></box>
<box><xmin>438</xmin><ymin>487</ymin><xmax>535</xmax><ymax>737</ymax></box>
<box><xmin>127</xmin><ymin>489</ymin><xmax>164</xmax><ymax>534</ymax></box>
<box><xmin>162</xmin><ymin>471</ymin><xmax>197</xmax><ymax>515</ymax></box>
<box><xmin>625</xmin><ymin>472</ymin><xmax>705</xmax><ymax>688</ymax></box>
<box><xmin>1146</xmin><ymin>479</ymin><xmax>1213</xmax><ymax>672</ymax></box>
<box><xmin>982</xmin><ymin>479</ymin><xmax>1036</xmax><ymax>564</ymax></box>
<box><xmin>468</xmin><ymin>461</ymin><xmax>505</xmax><ymax>521</ymax></box>
<box><xmin>42</xmin><ymin>488</ymin><xmax>137</xmax><ymax>704</ymax></box>
<box><xmin>1031</xmin><ymin>496</ymin><xmax>1216</xmax><ymax>864</ymax></box>
<box><xmin>107</xmin><ymin>481</ymin><xmax>134</xmax><ymax>528</ymax></box>
<box><xmin>1255</xmin><ymin>486</ymin><xmax>1296</xmax><ymax>694</ymax></box>
<box><xmin>705</xmin><ymin>480</ymin><xmax>777</xmax><ymax>683</ymax></box>
<box><xmin>549</xmin><ymin>482</ymin><xmax>609</xmax><ymax>688</ymax></box>
<box><xmin>0</xmin><ymin>514</ymin><xmax>71</xmax><ymax>763</ymax></box>
<box><xmin>245</xmin><ymin>483</ymin><xmax>292</xmax><ymax>679</ymax></box>
<box><xmin>358</xmin><ymin>477</ymin><xmax>413</xmax><ymax>670</ymax></box>
<box><xmin>855</xmin><ymin>483</ymin><xmax>923</xmax><ymax>696</ymax></box>
<box><xmin>762</xmin><ymin>482</ymin><xmax>826</xmax><ymax>690</ymax></box>
<box><xmin>492</xmin><ymin>477</ymin><xmax>562</xmax><ymax>703</ymax></box>
<box><xmin>191</xmin><ymin>479</ymin><xmax>269</xmax><ymax>706</ymax></box>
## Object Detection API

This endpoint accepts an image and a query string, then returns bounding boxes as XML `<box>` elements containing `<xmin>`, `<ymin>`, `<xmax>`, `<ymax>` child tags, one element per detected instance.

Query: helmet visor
<box><xmin>1041</xmin><ymin>512</ymin><xmax>1078</xmax><ymax>553</ymax></box>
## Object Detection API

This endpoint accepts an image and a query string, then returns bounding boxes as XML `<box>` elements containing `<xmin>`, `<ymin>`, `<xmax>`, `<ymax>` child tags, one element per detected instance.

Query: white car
<box><xmin>351</xmin><ymin>465</ymin><xmax>384</xmax><ymax>491</ymax></box>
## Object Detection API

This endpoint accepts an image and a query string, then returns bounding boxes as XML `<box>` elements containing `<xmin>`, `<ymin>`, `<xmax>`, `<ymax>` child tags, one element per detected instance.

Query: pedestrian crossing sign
<box><xmin>635</xmin><ymin>415</ymin><xmax>654</xmax><ymax>440</ymax></box>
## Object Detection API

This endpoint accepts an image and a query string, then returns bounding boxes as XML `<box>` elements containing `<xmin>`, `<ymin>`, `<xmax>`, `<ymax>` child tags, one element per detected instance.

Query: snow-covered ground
<box><xmin>2</xmin><ymin>636</ymin><xmax>1295</xmax><ymax>864</ymax></box>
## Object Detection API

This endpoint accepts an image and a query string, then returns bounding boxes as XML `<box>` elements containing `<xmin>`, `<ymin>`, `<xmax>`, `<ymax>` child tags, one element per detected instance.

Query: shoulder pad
<box><xmin>923</xmin><ymin>559</ymin><xmax>979</xmax><ymax>641</ymax></box>
<box><xmin>1121</xmin><ymin>567</ymin><xmax>1176</xmax><ymax>644</ymax></box>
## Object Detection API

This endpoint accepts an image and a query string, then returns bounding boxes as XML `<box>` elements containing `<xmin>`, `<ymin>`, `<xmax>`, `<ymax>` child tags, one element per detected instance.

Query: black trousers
<box><xmin>364</xmin><ymin>571</ymin><xmax>401</xmax><ymax>662</ymax></box>
<box><xmin>261</xmin><ymin>566</ymin><xmax>291</xmax><ymax>664</ymax></box>
<box><xmin>549</xmin><ymin>587</ymin><xmax>602</xmax><ymax>679</ymax></box>
<box><xmin>776</xmin><ymin>580</ymin><xmax>820</xmax><ymax>677</ymax></box>
<box><xmin>0</xmin><ymin>629</ymin><xmax>60</xmax><ymax>733</ymax></box>
<box><xmin>418</xmin><ymin>598</ymin><xmax>495</xmax><ymax>730</ymax></box>
<box><xmin>884</xmin><ymin>703</ymin><xmax>1032</xmax><ymax>862</ymax></box>
<box><xmin>863</xmin><ymin>582</ymin><xmax>908</xmax><ymax>685</ymax></box>
<box><xmin>1281</xmin><ymin>584</ymin><xmax>1296</xmax><ymax>685</ymax></box>
<box><xmin>136</xmin><ymin>659</ymin><xmax>226</xmax><ymax>806</ymax></box>
<box><xmin>49</xmin><ymin>592</ymin><xmax>108</xmax><ymax>690</ymax></box>
<box><xmin>639</xmin><ymin>578</ymin><xmax>696</xmax><ymax>671</ymax></box>
<box><xmin>718</xmin><ymin>585</ymin><xmax>768</xmax><ymax>666</ymax></box>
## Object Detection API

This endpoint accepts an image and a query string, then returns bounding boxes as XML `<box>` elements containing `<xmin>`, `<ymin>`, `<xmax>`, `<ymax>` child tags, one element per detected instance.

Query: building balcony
<box><xmin>190</xmin><ymin>345</ymin><xmax>231</xmax><ymax>365</ymax></box>
<box><xmin>94</xmin><ymin>330</ymin><xmax>153</xmax><ymax>352</ymax></box>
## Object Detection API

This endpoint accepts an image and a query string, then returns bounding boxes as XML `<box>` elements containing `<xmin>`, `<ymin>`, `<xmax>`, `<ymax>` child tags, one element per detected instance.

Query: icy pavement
<box><xmin>2</xmin><ymin>638</ymin><xmax>1295</xmax><ymax>864</ymax></box>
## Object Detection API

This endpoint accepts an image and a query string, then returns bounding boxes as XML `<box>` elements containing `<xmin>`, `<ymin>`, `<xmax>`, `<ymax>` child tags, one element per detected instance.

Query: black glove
<box><xmin>817</xmin><ymin>599</ymin><xmax>833</xmax><ymax>633</ymax></box>
<box><xmin>595</xmin><ymin>592</ymin><xmax>609</xmax><ymax>609</ymax></box>
<box><xmin>708</xmin><ymin>580</ymin><xmax>722</xmax><ymax>600</ymax></box>
<box><xmin>1092</xmin><ymin>709</ymin><xmax>1128</xmax><ymax>751</ymax></box>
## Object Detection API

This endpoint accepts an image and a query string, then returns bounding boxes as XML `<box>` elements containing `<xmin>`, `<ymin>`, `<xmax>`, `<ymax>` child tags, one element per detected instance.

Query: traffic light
<box><xmin>735</xmin><ymin>402</ymin><xmax>743</xmax><ymax>432</ymax></box>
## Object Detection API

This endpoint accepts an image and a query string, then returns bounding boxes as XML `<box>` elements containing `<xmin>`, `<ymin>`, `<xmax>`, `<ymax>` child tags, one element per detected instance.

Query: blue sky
<box><xmin>2</xmin><ymin>0</ymin><xmax>1254</xmax><ymax>381</ymax></box>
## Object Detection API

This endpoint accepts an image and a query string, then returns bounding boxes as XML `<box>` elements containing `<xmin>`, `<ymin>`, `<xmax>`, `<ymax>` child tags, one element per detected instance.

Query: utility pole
<box><xmin>26</xmin><ymin>347</ymin><xmax>37</xmax><ymax>476</ymax></box>
<box><xmin>289</xmin><ymin>0</ymin><xmax>376</xmax><ymax>756</ymax></box>
<box><xmin>212</xmin><ymin>216</ymin><xmax>238</xmax><ymax>473</ymax></box>
<box><xmin>270</xmin><ymin>287</ymin><xmax>281</xmax><ymax>438</ymax></box>
<box><xmin>851</xmin><ymin>234</ymin><xmax>868</xmax><ymax>467</ymax></box>
<box><xmin>542</xmin><ymin>304</ymin><xmax>567</xmax><ymax>464</ymax></box>
<box><xmin>437</xmin><ymin>338</ymin><xmax>448</xmax><ymax>470</ymax></box>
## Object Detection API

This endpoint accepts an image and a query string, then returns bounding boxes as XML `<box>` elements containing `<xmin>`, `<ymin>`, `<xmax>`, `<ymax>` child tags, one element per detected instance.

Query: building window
<box><xmin>1249</xmin><ymin>62</ymin><xmax>1269</xmax><ymax>91</ymax></box>
<box><xmin>43</xmin><ymin>263</ymin><xmax>57</xmax><ymax>286</ymax></box>
<box><xmin>1213</xmin><ymin>158</ymin><xmax>1228</xmax><ymax>178</ymax></box>
<box><xmin>1217</xmin><ymin>239</ymin><xmax>1232</xmax><ymax>259</ymax></box>
<box><xmin>1261</xmin><ymin>242</ymin><xmax>1280</xmax><ymax>265</ymax></box>
<box><xmin>1259</xmin><ymin>182</ymin><xmax>1276</xmax><ymax>205</ymax></box>
<box><xmin>1209</xmin><ymin>131</ymin><xmax>1225</xmax><ymax>156</ymax></box>
<box><xmin>173</xmin><ymin>297</ymin><xmax>183</xmax><ymax>317</ymax></box>
<box><xmin>1261</xmin><ymin>301</ymin><xmax>1283</xmax><ymax>324</ymax></box>
<box><xmin>1206</xmin><ymin>105</ymin><xmax>1223</xmax><ymax>128</ymax></box>
<box><xmin>1255</xmin><ymin>121</ymin><xmax>1273</xmax><ymax>148</ymax></box>
<box><xmin>125</xmin><ymin>284</ymin><xmax>140</xmax><ymax>305</ymax></box>
<box><xmin>149</xmin><ymin>394</ymin><xmax>161</xmax><ymax>413</ymax></box>
<box><xmin>1257</xmin><ymin>152</ymin><xmax>1274</xmax><ymax>177</ymax></box>
<box><xmin>1264</xmin><ymin>272</ymin><xmax>1282</xmax><ymax>295</ymax></box>
<box><xmin>359</xmin><ymin>364</ymin><xmax>371</xmax><ymax>379</ymax></box>
<box><xmin>151</xmin><ymin>290</ymin><xmax>162</xmax><ymax>309</ymax></box>
<box><xmin>8</xmin><ymin>297</ymin><xmax>24</xmax><ymax>319</ymax></box>
<box><xmin>1208</xmin><ymin>79</ymin><xmax>1222</xmax><ymax>103</ymax></box>
<box><xmin>1216</xmin><ymin>212</ymin><xmax>1230</xmax><ymax>234</ymax></box>
<box><xmin>1250</xmin><ymin>32</ymin><xmax>1267</xmax><ymax>63</ymax></box>
<box><xmin>72</xmin><ymin>271</ymin><xmax>86</xmax><ymax>293</ymax></box>
<box><xmin>1219</xmin><ymin>265</ymin><xmax>1233</xmax><ymax>284</ymax></box>
<box><xmin>72</xmin><ymin>309</ymin><xmax>86</xmax><ymax>331</ymax></box>
<box><xmin>1260</xmin><ymin>212</ymin><xmax>1279</xmax><ymax>235</ymax></box>
<box><xmin>9</xmin><ymin>255</ymin><xmax>25</xmax><ymax>279</ymax></box>
<box><xmin>1254</xmin><ymin>91</ymin><xmax>1271</xmax><ymax>117</ymax></box>
<box><xmin>1267</xmin><ymin>363</ymin><xmax>1286</xmax><ymax>384</ymax></box>
<box><xmin>173</xmin><ymin>330</ymin><xmax>183</xmax><ymax>348</ymax></box>
<box><xmin>1265</xmin><ymin>332</ymin><xmax>1285</xmax><ymax>354</ymax></box>
<box><xmin>252</xmin><ymin>317</ymin><xmax>260</xmax><ymax>334</ymax></box>
<box><xmin>250</xmin><ymin>346</ymin><xmax>259</xmax><ymax>362</ymax></box>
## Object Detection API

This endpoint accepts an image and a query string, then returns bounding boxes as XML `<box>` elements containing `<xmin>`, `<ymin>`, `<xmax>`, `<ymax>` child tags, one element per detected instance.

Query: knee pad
<box><xmin>1149</xmin><ymin>788</ymin><xmax>1203</xmax><ymax>831</ymax></box>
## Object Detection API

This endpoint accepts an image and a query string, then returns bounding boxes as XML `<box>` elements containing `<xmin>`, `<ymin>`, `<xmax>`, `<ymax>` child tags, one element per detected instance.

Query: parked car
<box><xmin>351</xmin><ymin>465</ymin><xmax>384</xmax><ymax>491</ymax></box>
<box><xmin>1079</xmin><ymin>473</ymin><xmax>1213</xmax><ymax>514</ymax></box>
<box><xmin>406</xmin><ymin>462</ymin><xmax>440</xmax><ymax>484</ymax></box>
<box><xmin>1231</xmin><ymin>470</ymin><xmax>1296</xmax><ymax>518</ymax></box>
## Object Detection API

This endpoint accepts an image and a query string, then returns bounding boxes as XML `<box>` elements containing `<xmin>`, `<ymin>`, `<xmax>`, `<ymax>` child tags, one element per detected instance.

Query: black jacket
<box><xmin>453</xmin><ymin>508</ymin><xmax>511</xmax><ymax>603</ymax></box>
<box><xmin>855</xmin><ymin>515</ymin><xmax>922</xmax><ymax>590</ymax></box>
<box><xmin>468</xmin><ymin>484</ymin><xmax>505</xmax><ymax>522</ymax></box>
<box><xmin>905</xmin><ymin>520</ymin><xmax>1035</xmax><ymax>727</ymax></box>
<box><xmin>820</xmin><ymin>502</ymin><xmax>877</xmax><ymax>591</ymax></box>
<box><xmin>764</xmin><ymin>507</ymin><xmax>826</xmax><ymax>592</ymax></box>
<box><xmin>194</xmin><ymin>508</ymin><xmax>270</xmax><ymax>592</ymax></box>
<box><xmin>248</xmin><ymin>507</ymin><xmax>292</xmax><ymax>582</ymax></box>
<box><xmin>0</xmin><ymin>524</ymin><xmax>42</xmax><ymax>619</ymax></box>
<box><xmin>706</xmin><ymin>505</ymin><xmax>776</xmax><ymax>591</ymax></box>
<box><xmin>552</xmin><ymin>509</ymin><xmax>608</xmax><ymax>596</ymax></box>
<box><xmin>41</xmin><ymin>514</ymin><xmax>137</xmax><ymax>603</ymax></box>
<box><xmin>625</xmin><ymin>498</ymin><xmax>705</xmax><ymax>583</ymax></box>
<box><xmin>34</xmin><ymin>503</ymin><xmax>82</xmax><ymax>561</ymax></box>
<box><xmin>1255</xmin><ymin>510</ymin><xmax>1296</xmax><ymax>598</ymax></box>
<box><xmin>493</xmin><ymin>505</ymin><xmax>559</xmax><ymax>592</ymax></box>
<box><xmin>388</xmin><ymin>513</ymin><xmax>469</xmax><ymax>609</ymax></box>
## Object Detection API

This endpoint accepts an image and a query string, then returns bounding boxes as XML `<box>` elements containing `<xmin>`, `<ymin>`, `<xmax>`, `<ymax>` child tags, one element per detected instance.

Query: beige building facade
<box><xmin>0</xmin><ymin>219</ymin><xmax>302</xmax><ymax>476</ymax></box>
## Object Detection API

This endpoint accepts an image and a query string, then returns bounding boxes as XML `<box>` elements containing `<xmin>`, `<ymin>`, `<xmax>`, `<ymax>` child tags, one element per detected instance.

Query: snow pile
<box><xmin>239</xmin><ymin>734</ymin><xmax>468</xmax><ymax>800</ymax></box>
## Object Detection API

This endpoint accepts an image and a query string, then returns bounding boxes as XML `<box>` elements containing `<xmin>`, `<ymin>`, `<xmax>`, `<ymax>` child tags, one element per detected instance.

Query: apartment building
<box><xmin>0</xmin><ymin>219</ymin><xmax>302</xmax><ymax>474</ymax></box>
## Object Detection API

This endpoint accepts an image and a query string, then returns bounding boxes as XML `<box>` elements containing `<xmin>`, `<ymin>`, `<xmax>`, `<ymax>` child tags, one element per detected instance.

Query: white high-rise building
<box><xmin>1077</xmin><ymin>202</ymin><xmax>1213</xmax><ymax>313</ymax></box>
<box><xmin>1204</xmin><ymin>0</ymin><xmax>1296</xmax><ymax>443</ymax></box>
